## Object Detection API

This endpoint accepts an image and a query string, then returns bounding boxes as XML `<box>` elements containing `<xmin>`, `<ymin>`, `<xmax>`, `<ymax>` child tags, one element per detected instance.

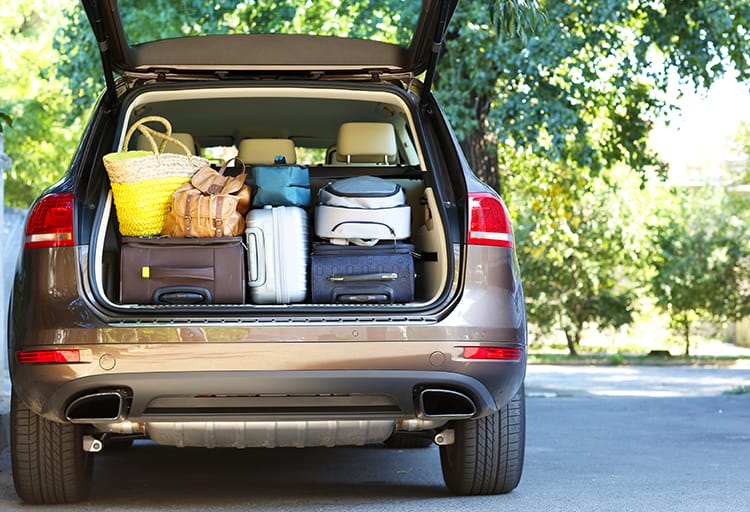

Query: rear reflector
<box><xmin>463</xmin><ymin>346</ymin><xmax>522</xmax><ymax>361</ymax></box>
<box><xmin>467</xmin><ymin>192</ymin><xmax>513</xmax><ymax>248</ymax></box>
<box><xmin>16</xmin><ymin>350</ymin><xmax>81</xmax><ymax>364</ymax></box>
<box><xmin>24</xmin><ymin>193</ymin><xmax>75</xmax><ymax>250</ymax></box>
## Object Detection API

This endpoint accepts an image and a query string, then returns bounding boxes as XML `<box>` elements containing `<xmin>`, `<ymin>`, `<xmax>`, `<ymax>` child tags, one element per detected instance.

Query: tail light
<box><xmin>463</xmin><ymin>346</ymin><xmax>522</xmax><ymax>361</ymax></box>
<box><xmin>16</xmin><ymin>349</ymin><xmax>81</xmax><ymax>364</ymax></box>
<box><xmin>24</xmin><ymin>193</ymin><xmax>75</xmax><ymax>250</ymax></box>
<box><xmin>467</xmin><ymin>192</ymin><xmax>513</xmax><ymax>248</ymax></box>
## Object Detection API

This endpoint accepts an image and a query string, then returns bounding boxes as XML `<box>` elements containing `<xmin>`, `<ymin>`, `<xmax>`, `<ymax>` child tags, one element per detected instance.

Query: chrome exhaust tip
<box><xmin>418</xmin><ymin>389</ymin><xmax>477</xmax><ymax>419</ymax></box>
<box><xmin>66</xmin><ymin>391</ymin><xmax>127</xmax><ymax>423</ymax></box>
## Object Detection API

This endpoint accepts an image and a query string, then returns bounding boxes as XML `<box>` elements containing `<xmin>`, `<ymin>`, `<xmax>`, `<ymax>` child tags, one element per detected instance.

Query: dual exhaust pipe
<box><xmin>65</xmin><ymin>388</ymin><xmax>476</xmax><ymax>423</ymax></box>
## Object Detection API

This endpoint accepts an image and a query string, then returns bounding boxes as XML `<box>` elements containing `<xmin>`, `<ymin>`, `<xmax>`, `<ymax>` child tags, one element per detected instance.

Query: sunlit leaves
<box><xmin>0</xmin><ymin>0</ymin><xmax>84</xmax><ymax>207</ymax></box>
<box><xmin>648</xmin><ymin>186</ymin><xmax>750</xmax><ymax>354</ymax></box>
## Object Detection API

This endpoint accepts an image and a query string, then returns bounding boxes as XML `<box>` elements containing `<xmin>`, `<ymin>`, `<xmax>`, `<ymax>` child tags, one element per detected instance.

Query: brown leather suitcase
<box><xmin>120</xmin><ymin>236</ymin><xmax>245</xmax><ymax>304</ymax></box>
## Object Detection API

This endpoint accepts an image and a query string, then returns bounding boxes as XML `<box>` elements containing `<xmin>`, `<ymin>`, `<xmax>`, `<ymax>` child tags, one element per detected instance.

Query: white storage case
<box><xmin>315</xmin><ymin>176</ymin><xmax>411</xmax><ymax>245</ymax></box>
<box><xmin>245</xmin><ymin>206</ymin><xmax>308</xmax><ymax>304</ymax></box>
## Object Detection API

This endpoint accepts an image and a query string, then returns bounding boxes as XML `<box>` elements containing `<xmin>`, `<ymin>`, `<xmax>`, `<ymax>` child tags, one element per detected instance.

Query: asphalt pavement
<box><xmin>0</xmin><ymin>363</ymin><xmax>749</xmax><ymax>511</ymax></box>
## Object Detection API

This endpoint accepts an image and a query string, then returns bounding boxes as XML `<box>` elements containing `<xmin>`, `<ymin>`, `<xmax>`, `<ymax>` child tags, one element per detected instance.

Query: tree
<box><xmin>725</xmin><ymin>121</ymin><xmax>750</xmax><ymax>188</ymax></box>
<box><xmin>0</xmin><ymin>0</ymin><xmax>84</xmax><ymax>207</ymax></box>
<box><xmin>435</xmin><ymin>0</ymin><xmax>750</xmax><ymax>194</ymax></box>
<box><xmin>509</xmin><ymin>161</ymin><xmax>644</xmax><ymax>354</ymax></box>
<box><xmin>649</xmin><ymin>186</ymin><xmax>750</xmax><ymax>356</ymax></box>
<box><xmin>429</xmin><ymin>0</ymin><xmax>750</xmax><ymax>350</ymax></box>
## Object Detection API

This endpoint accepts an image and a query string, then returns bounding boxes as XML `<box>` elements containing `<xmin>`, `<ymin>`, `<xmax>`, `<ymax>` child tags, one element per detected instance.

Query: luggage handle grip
<box><xmin>144</xmin><ymin>266</ymin><xmax>214</xmax><ymax>281</ymax></box>
<box><xmin>332</xmin><ymin>285</ymin><xmax>394</xmax><ymax>304</ymax></box>
<box><xmin>153</xmin><ymin>286</ymin><xmax>212</xmax><ymax>305</ymax></box>
<box><xmin>331</xmin><ymin>221</ymin><xmax>397</xmax><ymax>238</ymax></box>
<box><xmin>328</xmin><ymin>273</ymin><xmax>398</xmax><ymax>282</ymax></box>
<box><xmin>245</xmin><ymin>226</ymin><xmax>267</xmax><ymax>287</ymax></box>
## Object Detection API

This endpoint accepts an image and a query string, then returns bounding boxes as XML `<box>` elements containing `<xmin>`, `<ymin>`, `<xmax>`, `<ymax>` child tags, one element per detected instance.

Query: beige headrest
<box><xmin>136</xmin><ymin>132</ymin><xmax>199</xmax><ymax>155</ymax></box>
<box><xmin>238</xmin><ymin>138</ymin><xmax>297</xmax><ymax>165</ymax></box>
<box><xmin>335</xmin><ymin>122</ymin><xmax>398</xmax><ymax>164</ymax></box>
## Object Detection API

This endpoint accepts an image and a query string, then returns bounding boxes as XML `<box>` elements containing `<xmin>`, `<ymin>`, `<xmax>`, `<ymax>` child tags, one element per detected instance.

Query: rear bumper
<box><xmin>38</xmin><ymin>369</ymin><xmax>514</xmax><ymax>422</ymax></box>
<box><xmin>12</xmin><ymin>341</ymin><xmax>526</xmax><ymax>424</ymax></box>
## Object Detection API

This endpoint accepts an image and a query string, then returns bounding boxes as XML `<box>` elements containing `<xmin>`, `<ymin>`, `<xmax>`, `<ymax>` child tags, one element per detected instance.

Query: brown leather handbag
<box><xmin>161</xmin><ymin>160</ymin><xmax>251</xmax><ymax>237</ymax></box>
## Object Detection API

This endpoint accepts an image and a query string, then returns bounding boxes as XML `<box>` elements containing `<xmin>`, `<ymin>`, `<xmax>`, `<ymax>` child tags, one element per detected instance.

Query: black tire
<box><xmin>383</xmin><ymin>432</ymin><xmax>434</xmax><ymax>449</ymax></box>
<box><xmin>439</xmin><ymin>385</ymin><xmax>525</xmax><ymax>495</ymax></box>
<box><xmin>10</xmin><ymin>393</ymin><xmax>94</xmax><ymax>504</ymax></box>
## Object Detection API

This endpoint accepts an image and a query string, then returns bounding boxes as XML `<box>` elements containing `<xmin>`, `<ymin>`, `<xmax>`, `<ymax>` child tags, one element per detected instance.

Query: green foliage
<box><xmin>726</xmin><ymin>121</ymin><xmax>750</xmax><ymax>186</ymax></box>
<box><xmin>510</xmin><ymin>162</ymin><xmax>644</xmax><ymax>354</ymax></box>
<box><xmin>642</xmin><ymin>1</ymin><xmax>750</xmax><ymax>88</ymax></box>
<box><xmin>489</xmin><ymin>0</ymin><xmax>545</xmax><ymax>41</ymax></box>
<box><xmin>723</xmin><ymin>385</ymin><xmax>750</xmax><ymax>396</ymax></box>
<box><xmin>0</xmin><ymin>0</ymin><xmax>83</xmax><ymax>207</ymax></box>
<box><xmin>435</xmin><ymin>0</ymin><xmax>750</xmax><ymax>193</ymax></box>
<box><xmin>648</xmin><ymin>186</ymin><xmax>750</xmax><ymax>355</ymax></box>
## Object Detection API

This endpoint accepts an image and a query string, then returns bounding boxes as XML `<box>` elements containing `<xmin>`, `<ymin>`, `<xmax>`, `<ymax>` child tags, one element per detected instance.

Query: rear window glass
<box><xmin>118</xmin><ymin>0</ymin><xmax>421</xmax><ymax>48</ymax></box>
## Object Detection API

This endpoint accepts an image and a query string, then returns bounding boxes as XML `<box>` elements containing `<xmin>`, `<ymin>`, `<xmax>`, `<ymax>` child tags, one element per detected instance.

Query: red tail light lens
<box><xmin>467</xmin><ymin>192</ymin><xmax>513</xmax><ymax>248</ymax></box>
<box><xmin>16</xmin><ymin>349</ymin><xmax>81</xmax><ymax>364</ymax></box>
<box><xmin>24</xmin><ymin>193</ymin><xmax>75</xmax><ymax>250</ymax></box>
<box><xmin>463</xmin><ymin>346</ymin><xmax>523</xmax><ymax>361</ymax></box>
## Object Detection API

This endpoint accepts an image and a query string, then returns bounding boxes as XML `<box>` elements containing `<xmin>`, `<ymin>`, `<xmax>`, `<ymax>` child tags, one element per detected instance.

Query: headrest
<box><xmin>238</xmin><ymin>138</ymin><xmax>297</xmax><ymax>165</ymax></box>
<box><xmin>335</xmin><ymin>123</ymin><xmax>398</xmax><ymax>164</ymax></box>
<box><xmin>136</xmin><ymin>132</ymin><xmax>199</xmax><ymax>155</ymax></box>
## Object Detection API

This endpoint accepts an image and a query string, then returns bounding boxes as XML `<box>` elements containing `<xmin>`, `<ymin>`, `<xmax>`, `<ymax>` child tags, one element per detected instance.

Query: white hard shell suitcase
<box><xmin>315</xmin><ymin>176</ymin><xmax>411</xmax><ymax>245</ymax></box>
<box><xmin>245</xmin><ymin>206</ymin><xmax>308</xmax><ymax>304</ymax></box>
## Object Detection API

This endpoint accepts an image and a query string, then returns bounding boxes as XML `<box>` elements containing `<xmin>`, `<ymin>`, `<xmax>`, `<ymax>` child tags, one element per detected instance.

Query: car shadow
<box><xmin>89</xmin><ymin>441</ymin><xmax>451</xmax><ymax>508</ymax></box>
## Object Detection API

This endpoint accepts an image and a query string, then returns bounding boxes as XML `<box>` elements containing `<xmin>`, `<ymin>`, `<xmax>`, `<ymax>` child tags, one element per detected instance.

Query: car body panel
<box><xmin>10</xmin><ymin>243</ymin><xmax>526</xmax><ymax>423</ymax></box>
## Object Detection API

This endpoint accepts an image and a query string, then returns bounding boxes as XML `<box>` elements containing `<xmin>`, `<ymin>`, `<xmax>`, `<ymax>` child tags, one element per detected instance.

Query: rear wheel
<box><xmin>10</xmin><ymin>393</ymin><xmax>94</xmax><ymax>504</ymax></box>
<box><xmin>439</xmin><ymin>385</ymin><xmax>525</xmax><ymax>495</ymax></box>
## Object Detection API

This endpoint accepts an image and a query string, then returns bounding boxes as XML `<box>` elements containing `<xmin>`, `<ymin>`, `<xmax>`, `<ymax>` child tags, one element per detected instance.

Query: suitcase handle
<box><xmin>153</xmin><ymin>286</ymin><xmax>212</xmax><ymax>305</ymax></box>
<box><xmin>332</xmin><ymin>285</ymin><xmax>394</xmax><ymax>304</ymax></box>
<box><xmin>245</xmin><ymin>226</ymin><xmax>267</xmax><ymax>287</ymax></box>
<box><xmin>144</xmin><ymin>266</ymin><xmax>214</xmax><ymax>281</ymax></box>
<box><xmin>331</xmin><ymin>221</ymin><xmax>397</xmax><ymax>237</ymax></box>
<box><xmin>327</xmin><ymin>273</ymin><xmax>398</xmax><ymax>282</ymax></box>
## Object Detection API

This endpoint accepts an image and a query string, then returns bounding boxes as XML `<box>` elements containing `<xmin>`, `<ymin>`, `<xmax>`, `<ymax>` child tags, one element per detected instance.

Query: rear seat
<box><xmin>332</xmin><ymin>122</ymin><xmax>399</xmax><ymax>165</ymax></box>
<box><xmin>136</xmin><ymin>132</ymin><xmax>200</xmax><ymax>155</ymax></box>
<box><xmin>238</xmin><ymin>138</ymin><xmax>297</xmax><ymax>165</ymax></box>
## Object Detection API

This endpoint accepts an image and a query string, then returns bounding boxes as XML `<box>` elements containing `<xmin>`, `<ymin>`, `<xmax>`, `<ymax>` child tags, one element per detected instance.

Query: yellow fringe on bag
<box><xmin>102</xmin><ymin>116</ymin><xmax>209</xmax><ymax>236</ymax></box>
<box><xmin>111</xmin><ymin>176</ymin><xmax>193</xmax><ymax>237</ymax></box>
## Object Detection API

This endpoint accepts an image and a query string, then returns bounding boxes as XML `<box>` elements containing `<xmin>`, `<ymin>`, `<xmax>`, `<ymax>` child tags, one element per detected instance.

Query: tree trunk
<box><xmin>682</xmin><ymin>316</ymin><xmax>691</xmax><ymax>357</ymax></box>
<box><xmin>564</xmin><ymin>330</ymin><xmax>579</xmax><ymax>356</ymax></box>
<box><xmin>460</xmin><ymin>129</ymin><xmax>501</xmax><ymax>194</ymax></box>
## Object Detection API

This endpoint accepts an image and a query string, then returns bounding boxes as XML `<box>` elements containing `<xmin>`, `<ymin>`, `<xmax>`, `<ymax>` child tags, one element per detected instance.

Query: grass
<box><xmin>527</xmin><ymin>316</ymin><xmax>750</xmax><ymax>366</ymax></box>
<box><xmin>528</xmin><ymin>352</ymin><xmax>750</xmax><ymax>367</ymax></box>
<box><xmin>722</xmin><ymin>386</ymin><xmax>750</xmax><ymax>396</ymax></box>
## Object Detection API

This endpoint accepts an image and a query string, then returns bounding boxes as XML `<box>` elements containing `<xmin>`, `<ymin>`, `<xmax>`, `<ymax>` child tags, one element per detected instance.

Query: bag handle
<box><xmin>216</xmin><ymin>158</ymin><xmax>246</xmax><ymax>177</ymax></box>
<box><xmin>122</xmin><ymin>115</ymin><xmax>194</xmax><ymax>160</ymax></box>
<box><xmin>153</xmin><ymin>286</ymin><xmax>212</xmax><ymax>305</ymax></box>
<box><xmin>246</xmin><ymin>226</ymin><xmax>267</xmax><ymax>287</ymax></box>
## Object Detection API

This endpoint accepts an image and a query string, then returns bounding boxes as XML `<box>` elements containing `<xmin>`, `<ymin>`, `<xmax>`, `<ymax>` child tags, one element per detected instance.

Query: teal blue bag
<box><xmin>250</xmin><ymin>157</ymin><xmax>311</xmax><ymax>207</ymax></box>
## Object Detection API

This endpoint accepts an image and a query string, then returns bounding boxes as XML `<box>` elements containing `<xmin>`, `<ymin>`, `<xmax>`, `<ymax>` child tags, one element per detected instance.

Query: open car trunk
<box><xmin>88</xmin><ymin>82</ymin><xmax>457</xmax><ymax>316</ymax></box>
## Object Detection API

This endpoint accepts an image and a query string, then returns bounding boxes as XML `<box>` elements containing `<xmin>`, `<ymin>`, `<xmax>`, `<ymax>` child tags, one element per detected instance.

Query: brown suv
<box><xmin>8</xmin><ymin>0</ymin><xmax>527</xmax><ymax>504</ymax></box>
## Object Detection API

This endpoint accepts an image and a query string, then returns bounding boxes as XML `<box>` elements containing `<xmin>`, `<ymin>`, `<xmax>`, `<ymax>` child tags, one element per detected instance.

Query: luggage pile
<box><xmin>113</xmin><ymin>121</ymin><xmax>416</xmax><ymax>306</ymax></box>
<box><xmin>312</xmin><ymin>176</ymin><xmax>414</xmax><ymax>304</ymax></box>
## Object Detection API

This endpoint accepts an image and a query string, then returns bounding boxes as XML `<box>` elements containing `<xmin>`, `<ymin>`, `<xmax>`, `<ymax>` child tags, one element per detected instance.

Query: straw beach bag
<box><xmin>103</xmin><ymin>116</ymin><xmax>209</xmax><ymax>236</ymax></box>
